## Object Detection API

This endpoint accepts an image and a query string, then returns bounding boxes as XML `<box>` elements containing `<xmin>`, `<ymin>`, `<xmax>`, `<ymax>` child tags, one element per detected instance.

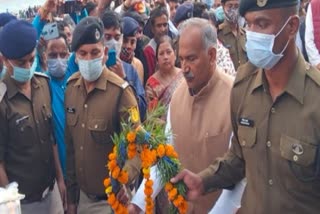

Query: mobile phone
<box><xmin>106</xmin><ymin>49</ymin><xmax>117</xmax><ymax>67</ymax></box>
<box><xmin>41</xmin><ymin>22</ymin><xmax>59</xmax><ymax>41</ymax></box>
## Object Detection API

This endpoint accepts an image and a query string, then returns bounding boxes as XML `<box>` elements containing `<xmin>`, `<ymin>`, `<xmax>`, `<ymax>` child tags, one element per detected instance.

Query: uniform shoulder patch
<box><xmin>0</xmin><ymin>82</ymin><xmax>7</xmax><ymax>103</ymax></box>
<box><xmin>107</xmin><ymin>71</ymin><xmax>129</xmax><ymax>89</ymax></box>
<box><xmin>306</xmin><ymin>64</ymin><xmax>320</xmax><ymax>86</ymax></box>
<box><xmin>34</xmin><ymin>72</ymin><xmax>49</xmax><ymax>79</ymax></box>
<box><xmin>67</xmin><ymin>72</ymin><xmax>81</xmax><ymax>84</ymax></box>
<box><xmin>121</xmin><ymin>81</ymin><xmax>129</xmax><ymax>89</ymax></box>
<box><xmin>234</xmin><ymin>62</ymin><xmax>258</xmax><ymax>85</ymax></box>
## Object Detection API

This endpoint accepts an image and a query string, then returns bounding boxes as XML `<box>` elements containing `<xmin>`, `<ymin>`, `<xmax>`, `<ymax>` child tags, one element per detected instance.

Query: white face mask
<box><xmin>245</xmin><ymin>17</ymin><xmax>292</xmax><ymax>70</ymax></box>
<box><xmin>78</xmin><ymin>56</ymin><xmax>104</xmax><ymax>82</ymax></box>
<box><xmin>47</xmin><ymin>58</ymin><xmax>68</xmax><ymax>78</ymax></box>
<box><xmin>104</xmin><ymin>36</ymin><xmax>123</xmax><ymax>57</ymax></box>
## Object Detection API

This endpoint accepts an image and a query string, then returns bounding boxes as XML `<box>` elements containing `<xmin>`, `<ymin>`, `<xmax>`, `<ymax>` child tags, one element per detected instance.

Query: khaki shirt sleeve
<box><xmin>119</xmin><ymin>86</ymin><xmax>142</xmax><ymax>184</ymax></box>
<box><xmin>198</xmin><ymin>89</ymin><xmax>246</xmax><ymax>193</ymax></box>
<box><xmin>0</xmin><ymin>103</ymin><xmax>8</xmax><ymax>161</ymax></box>
<box><xmin>65</xmin><ymin>116</ymin><xmax>80</xmax><ymax>204</ymax></box>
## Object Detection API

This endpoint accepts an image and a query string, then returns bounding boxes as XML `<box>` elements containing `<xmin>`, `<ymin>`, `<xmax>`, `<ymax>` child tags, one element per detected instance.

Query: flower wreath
<box><xmin>104</xmin><ymin>105</ymin><xmax>188</xmax><ymax>214</ymax></box>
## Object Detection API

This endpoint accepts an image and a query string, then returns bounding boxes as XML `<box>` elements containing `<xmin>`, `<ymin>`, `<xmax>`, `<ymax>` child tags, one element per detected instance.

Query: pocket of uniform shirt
<box><xmin>280</xmin><ymin>134</ymin><xmax>317</xmax><ymax>167</ymax></box>
<box><xmin>88</xmin><ymin>119</ymin><xmax>110</xmax><ymax>145</ymax></box>
<box><xmin>237</xmin><ymin>126</ymin><xmax>257</xmax><ymax>148</ymax></box>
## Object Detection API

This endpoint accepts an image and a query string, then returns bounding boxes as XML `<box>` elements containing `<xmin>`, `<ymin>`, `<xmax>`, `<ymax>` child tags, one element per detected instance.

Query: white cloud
<box><xmin>0</xmin><ymin>0</ymin><xmax>46</xmax><ymax>13</ymax></box>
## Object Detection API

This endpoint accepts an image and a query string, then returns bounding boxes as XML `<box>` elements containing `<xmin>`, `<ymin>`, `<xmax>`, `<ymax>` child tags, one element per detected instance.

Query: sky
<box><xmin>0</xmin><ymin>0</ymin><xmax>46</xmax><ymax>13</ymax></box>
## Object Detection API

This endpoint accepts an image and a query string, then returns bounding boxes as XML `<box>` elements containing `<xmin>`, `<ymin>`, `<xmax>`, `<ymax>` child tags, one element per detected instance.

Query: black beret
<box><xmin>122</xmin><ymin>17</ymin><xmax>139</xmax><ymax>37</ymax></box>
<box><xmin>0</xmin><ymin>20</ymin><xmax>37</xmax><ymax>59</ymax></box>
<box><xmin>0</xmin><ymin>13</ymin><xmax>17</xmax><ymax>27</ymax></box>
<box><xmin>71</xmin><ymin>16</ymin><xmax>104</xmax><ymax>52</ymax></box>
<box><xmin>239</xmin><ymin>0</ymin><xmax>299</xmax><ymax>17</ymax></box>
<box><xmin>174</xmin><ymin>2</ymin><xmax>194</xmax><ymax>25</ymax></box>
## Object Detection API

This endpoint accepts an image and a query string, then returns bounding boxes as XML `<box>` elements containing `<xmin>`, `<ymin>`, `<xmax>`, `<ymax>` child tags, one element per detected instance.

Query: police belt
<box><xmin>21</xmin><ymin>180</ymin><xmax>55</xmax><ymax>204</ymax></box>
<box><xmin>86</xmin><ymin>193</ymin><xmax>108</xmax><ymax>201</ymax></box>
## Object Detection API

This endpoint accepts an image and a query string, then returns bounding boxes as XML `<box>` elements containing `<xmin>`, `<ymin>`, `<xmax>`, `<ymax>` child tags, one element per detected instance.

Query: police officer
<box><xmin>0</xmin><ymin>20</ymin><xmax>65</xmax><ymax>213</ymax></box>
<box><xmin>171</xmin><ymin>0</ymin><xmax>320</xmax><ymax>213</ymax></box>
<box><xmin>65</xmin><ymin>17</ymin><xmax>141</xmax><ymax>214</ymax></box>
<box><xmin>218</xmin><ymin>0</ymin><xmax>247</xmax><ymax>70</ymax></box>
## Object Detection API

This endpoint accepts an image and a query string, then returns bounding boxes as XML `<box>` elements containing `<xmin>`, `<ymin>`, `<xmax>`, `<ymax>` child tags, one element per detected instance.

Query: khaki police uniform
<box><xmin>199</xmin><ymin>52</ymin><xmax>320</xmax><ymax>214</ymax></box>
<box><xmin>218</xmin><ymin>20</ymin><xmax>248</xmax><ymax>70</ymax></box>
<box><xmin>0</xmin><ymin>73</ymin><xmax>63</xmax><ymax>214</ymax></box>
<box><xmin>170</xmin><ymin>68</ymin><xmax>234</xmax><ymax>214</ymax></box>
<box><xmin>65</xmin><ymin>67</ymin><xmax>141</xmax><ymax>214</ymax></box>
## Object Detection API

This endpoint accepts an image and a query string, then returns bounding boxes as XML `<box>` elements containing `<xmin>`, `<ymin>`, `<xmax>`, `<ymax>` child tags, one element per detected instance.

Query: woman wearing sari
<box><xmin>145</xmin><ymin>35</ymin><xmax>183</xmax><ymax>111</ymax></box>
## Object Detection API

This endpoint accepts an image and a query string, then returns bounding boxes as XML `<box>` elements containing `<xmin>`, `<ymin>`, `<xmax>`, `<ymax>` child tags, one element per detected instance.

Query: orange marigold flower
<box><xmin>118</xmin><ymin>170</ymin><xmax>129</xmax><ymax>184</ymax></box>
<box><xmin>178</xmin><ymin>200</ymin><xmax>188</xmax><ymax>214</ymax></box>
<box><xmin>144</xmin><ymin>186</ymin><xmax>153</xmax><ymax>196</ymax></box>
<box><xmin>107</xmin><ymin>160</ymin><xmax>117</xmax><ymax>171</ymax></box>
<box><xmin>108</xmin><ymin>152</ymin><xmax>116</xmax><ymax>160</ymax></box>
<box><xmin>145</xmin><ymin>197</ymin><xmax>153</xmax><ymax>205</ymax></box>
<box><xmin>157</xmin><ymin>144</ymin><xmax>166</xmax><ymax>158</ymax></box>
<box><xmin>111</xmin><ymin>166</ymin><xmax>121</xmax><ymax>179</ymax></box>
<box><xmin>107</xmin><ymin>193</ymin><xmax>116</xmax><ymax>205</ymax></box>
<box><xmin>165</xmin><ymin>144</ymin><xmax>175</xmax><ymax>157</ymax></box>
<box><xmin>103</xmin><ymin>178</ymin><xmax>111</xmax><ymax>188</ymax></box>
<box><xmin>111</xmin><ymin>200</ymin><xmax>119</xmax><ymax>210</ymax></box>
<box><xmin>164</xmin><ymin>182</ymin><xmax>173</xmax><ymax>192</ymax></box>
<box><xmin>128</xmin><ymin>143</ymin><xmax>136</xmax><ymax>151</ymax></box>
<box><xmin>173</xmin><ymin>195</ymin><xmax>183</xmax><ymax>207</ymax></box>
<box><xmin>145</xmin><ymin>179</ymin><xmax>153</xmax><ymax>188</ymax></box>
<box><xmin>126</xmin><ymin>131</ymin><xmax>136</xmax><ymax>143</ymax></box>
<box><xmin>168</xmin><ymin>188</ymin><xmax>178</xmax><ymax>201</ymax></box>
<box><xmin>127</xmin><ymin>150</ymin><xmax>136</xmax><ymax>159</ymax></box>
<box><xmin>144</xmin><ymin>173</ymin><xmax>150</xmax><ymax>179</ymax></box>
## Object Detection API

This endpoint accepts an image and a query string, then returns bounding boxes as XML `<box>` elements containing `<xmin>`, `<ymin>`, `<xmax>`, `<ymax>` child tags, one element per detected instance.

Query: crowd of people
<box><xmin>0</xmin><ymin>0</ymin><xmax>320</xmax><ymax>213</ymax></box>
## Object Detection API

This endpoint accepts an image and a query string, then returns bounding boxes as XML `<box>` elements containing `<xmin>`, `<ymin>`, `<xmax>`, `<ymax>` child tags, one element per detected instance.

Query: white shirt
<box><xmin>131</xmin><ymin>108</ymin><xmax>245</xmax><ymax>213</ymax></box>
<box><xmin>305</xmin><ymin>3</ymin><xmax>320</xmax><ymax>66</ymax></box>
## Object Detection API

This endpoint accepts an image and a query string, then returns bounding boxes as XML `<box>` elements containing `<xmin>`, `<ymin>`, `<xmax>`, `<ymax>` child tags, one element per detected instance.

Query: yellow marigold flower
<box><xmin>157</xmin><ymin>144</ymin><xmax>166</xmax><ymax>158</ymax></box>
<box><xmin>126</xmin><ymin>131</ymin><xmax>136</xmax><ymax>143</ymax></box>
<box><xmin>118</xmin><ymin>170</ymin><xmax>129</xmax><ymax>184</ymax></box>
<box><xmin>111</xmin><ymin>166</ymin><xmax>120</xmax><ymax>179</ymax></box>
<box><xmin>165</xmin><ymin>182</ymin><xmax>173</xmax><ymax>192</ymax></box>
<box><xmin>105</xmin><ymin>186</ymin><xmax>113</xmax><ymax>194</ymax></box>
<box><xmin>107</xmin><ymin>193</ymin><xmax>116</xmax><ymax>205</ymax></box>
<box><xmin>142</xmin><ymin>167</ymin><xmax>150</xmax><ymax>175</ymax></box>
<box><xmin>168</xmin><ymin>188</ymin><xmax>178</xmax><ymax>201</ymax></box>
<box><xmin>103</xmin><ymin>178</ymin><xmax>111</xmax><ymax>188</ymax></box>
<box><xmin>108</xmin><ymin>152</ymin><xmax>116</xmax><ymax>160</ymax></box>
<box><xmin>107</xmin><ymin>160</ymin><xmax>117</xmax><ymax>171</ymax></box>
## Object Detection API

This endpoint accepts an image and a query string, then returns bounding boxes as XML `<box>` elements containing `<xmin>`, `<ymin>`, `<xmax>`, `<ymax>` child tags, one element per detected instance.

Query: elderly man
<box><xmin>0</xmin><ymin>20</ymin><xmax>65</xmax><ymax>213</ymax></box>
<box><xmin>172</xmin><ymin>0</ymin><xmax>320</xmax><ymax>213</ymax></box>
<box><xmin>129</xmin><ymin>17</ymin><xmax>233</xmax><ymax>214</ymax></box>
<box><xmin>65</xmin><ymin>17</ymin><xmax>141</xmax><ymax>214</ymax></box>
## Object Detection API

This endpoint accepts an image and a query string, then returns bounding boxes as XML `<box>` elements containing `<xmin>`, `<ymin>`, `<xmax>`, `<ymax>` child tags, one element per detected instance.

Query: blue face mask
<box><xmin>245</xmin><ymin>17</ymin><xmax>291</xmax><ymax>70</ymax></box>
<box><xmin>78</xmin><ymin>56</ymin><xmax>104</xmax><ymax>82</ymax></box>
<box><xmin>0</xmin><ymin>66</ymin><xmax>7</xmax><ymax>79</ymax></box>
<box><xmin>9</xmin><ymin>61</ymin><xmax>36</xmax><ymax>83</ymax></box>
<box><xmin>214</xmin><ymin>6</ymin><xmax>225</xmax><ymax>22</ymax></box>
<box><xmin>47</xmin><ymin>58</ymin><xmax>68</xmax><ymax>78</ymax></box>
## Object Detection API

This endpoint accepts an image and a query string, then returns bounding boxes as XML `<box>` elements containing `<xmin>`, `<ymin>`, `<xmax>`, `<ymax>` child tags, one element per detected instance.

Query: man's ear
<box><xmin>288</xmin><ymin>15</ymin><xmax>300</xmax><ymax>40</ymax></box>
<box><xmin>208</xmin><ymin>46</ymin><xmax>217</xmax><ymax>66</ymax></box>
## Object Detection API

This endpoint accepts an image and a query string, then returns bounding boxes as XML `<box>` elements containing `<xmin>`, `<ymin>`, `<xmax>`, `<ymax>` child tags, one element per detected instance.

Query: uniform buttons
<box><xmin>268</xmin><ymin>179</ymin><xmax>273</xmax><ymax>186</ymax></box>
<box><xmin>84</xmin><ymin>104</ymin><xmax>88</xmax><ymax>109</ymax></box>
<box><xmin>271</xmin><ymin>107</ymin><xmax>276</xmax><ymax>114</ymax></box>
<box><xmin>41</xmin><ymin>139</ymin><xmax>45</xmax><ymax>144</ymax></box>
<box><xmin>293</xmin><ymin>155</ymin><xmax>299</xmax><ymax>162</ymax></box>
<box><xmin>80</xmin><ymin>146</ymin><xmax>83</xmax><ymax>151</ymax></box>
<box><xmin>266</xmin><ymin>141</ymin><xmax>272</xmax><ymax>148</ymax></box>
<box><xmin>81</xmin><ymin>123</ymin><xmax>85</xmax><ymax>128</ymax></box>
<box><xmin>94</xmin><ymin>124</ymin><xmax>98</xmax><ymax>129</ymax></box>
<box><xmin>36</xmin><ymin>120</ymin><xmax>39</xmax><ymax>124</ymax></box>
<box><xmin>241</xmin><ymin>140</ymin><xmax>246</xmax><ymax>146</ymax></box>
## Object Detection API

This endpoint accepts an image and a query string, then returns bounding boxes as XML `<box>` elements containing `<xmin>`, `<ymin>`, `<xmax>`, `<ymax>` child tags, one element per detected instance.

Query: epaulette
<box><xmin>34</xmin><ymin>72</ymin><xmax>49</xmax><ymax>79</ymax></box>
<box><xmin>67</xmin><ymin>72</ymin><xmax>81</xmax><ymax>84</ymax></box>
<box><xmin>234</xmin><ymin>62</ymin><xmax>258</xmax><ymax>86</ymax></box>
<box><xmin>0</xmin><ymin>82</ymin><xmax>7</xmax><ymax>103</ymax></box>
<box><xmin>306</xmin><ymin>63</ymin><xmax>320</xmax><ymax>86</ymax></box>
<box><xmin>107</xmin><ymin>71</ymin><xmax>130</xmax><ymax>90</ymax></box>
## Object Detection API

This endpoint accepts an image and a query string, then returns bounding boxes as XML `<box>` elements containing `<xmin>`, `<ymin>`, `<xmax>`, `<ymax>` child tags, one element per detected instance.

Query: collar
<box><xmin>73</xmin><ymin>66</ymin><xmax>109</xmax><ymax>91</ymax></box>
<box><xmin>250</xmin><ymin>52</ymin><xmax>307</xmax><ymax>104</ymax></box>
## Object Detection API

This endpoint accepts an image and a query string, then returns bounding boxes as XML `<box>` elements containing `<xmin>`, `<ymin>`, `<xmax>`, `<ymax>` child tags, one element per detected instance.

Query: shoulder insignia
<box><xmin>106</xmin><ymin>70</ymin><xmax>130</xmax><ymax>89</ymax></box>
<box><xmin>34</xmin><ymin>72</ymin><xmax>49</xmax><ymax>79</ymax></box>
<box><xmin>67</xmin><ymin>72</ymin><xmax>81</xmax><ymax>84</ymax></box>
<box><xmin>257</xmin><ymin>0</ymin><xmax>268</xmax><ymax>7</ymax></box>
<box><xmin>121</xmin><ymin>81</ymin><xmax>129</xmax><ymax>89</ymax></box>
<box><xmin>306</xmin><ymin>64</ymin><xmax>320</xmax><ymax>86</ymax></box>
<box><xmin>128</xmin><ymin>106</ymin><xmax>140</xmax><ymax>123</ymax></box>
<box><xmin>0</xmin><ymin>82</ymin><xmax>7</xmax><ymax>103</ymax></box>
<box><xmin>234</xmin><ymin>62</ymin><xmax>258</xmax><ymax>85</ymax></box>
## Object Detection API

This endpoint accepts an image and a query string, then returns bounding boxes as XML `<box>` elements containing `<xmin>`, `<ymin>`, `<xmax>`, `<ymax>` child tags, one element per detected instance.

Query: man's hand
<box><xmin>116</xmin><ymin>185</ymin><xmax>130</xmax><ymax>205</ymax></box>
<box><xmin>109</xmin><ymin>59</ymin><xmax>126</xmax><ymax>79</ymax></box>
<box><xmin>57</xmin><ymin>178</ymin><xmax>67</xmax><ymax>211</ymax></box>
<box><xmin>67</xmin><ymin>203</ymin><xmax>77</xmax><ymax>214</ymax></box>
<box><xmin>170</xmin><ymin>169</ymin><xmax>204</xmax><ymax>201</ymax></box>
<box><xmin>128</xmin><ymin>203</ymin><xmax>142</xmax><ymax>214</ymax></box>
<box><xmin>316</xmin><ymin>63</ymin><xmax>320</xmax><ymax>71</ymax></box>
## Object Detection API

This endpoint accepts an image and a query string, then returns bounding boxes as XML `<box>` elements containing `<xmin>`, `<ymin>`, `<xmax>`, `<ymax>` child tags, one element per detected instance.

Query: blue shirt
<box><xmin>67</xmin><ymin>53</ymin><xmax>147</xmax><ymax>120</ymax></box>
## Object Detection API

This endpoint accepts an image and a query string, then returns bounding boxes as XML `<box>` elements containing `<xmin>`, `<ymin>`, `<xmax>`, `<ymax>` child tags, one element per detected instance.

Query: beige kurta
<box><xmin>170</xmin><ymin>69</ymin><xmax>234</xmax><ymax>214</ymax></box>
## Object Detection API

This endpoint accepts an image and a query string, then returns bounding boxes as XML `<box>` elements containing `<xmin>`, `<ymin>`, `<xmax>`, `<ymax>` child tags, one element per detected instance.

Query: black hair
<box><xmin>149</xmin><ymin>6</ymin><xmax>168</xmax><ymax>26</ymax></box>
<box><xmin>193</xmin><ymin>2</ymin><xmax>207</xmax><ymax>18</ymax></box>
<box><xmin>101</xmin><ymin>10</ymin><xmax>122</xmax><ymax>31</ymax></box>
<box><xmin>155</xmin><ymin>35</ymin><xmax>174</xmax><ymax>59</ymax></box>
<box><xmin>202</xmin><ymin>10</ymin><xmax>218</xmax><ymax>28</ymax></box>
<box><xmin>85</xmin><ymin>2</ymin><xmax>97</xmax><ymax>15</ymax></box>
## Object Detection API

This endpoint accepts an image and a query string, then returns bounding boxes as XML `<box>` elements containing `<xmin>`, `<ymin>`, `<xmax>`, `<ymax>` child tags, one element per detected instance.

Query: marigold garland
<box><xmin>104</xmin><ymin>105</ymin><xmax>188</xmax><ymax>214</ymax></box>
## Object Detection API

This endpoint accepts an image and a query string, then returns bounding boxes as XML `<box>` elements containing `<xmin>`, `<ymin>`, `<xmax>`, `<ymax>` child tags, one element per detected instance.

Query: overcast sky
<box><xmin>0</xmin><ymin>0</ymin><xmax>46</xmax><ymax>13</ymax></box>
